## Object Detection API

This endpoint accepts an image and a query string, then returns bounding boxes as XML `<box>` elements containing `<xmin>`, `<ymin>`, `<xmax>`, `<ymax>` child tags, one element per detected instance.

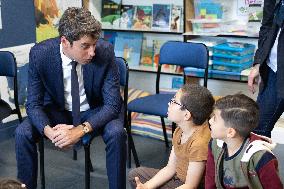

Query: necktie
<box><xmin>71</xmin><ymin>61</ymin><xmax>81</xmax><ymax>126</ymax></box>
<box><xmin>275</xmin><ymin>0</ymin><xmax>284</xmax><ymax>27</ymax></box>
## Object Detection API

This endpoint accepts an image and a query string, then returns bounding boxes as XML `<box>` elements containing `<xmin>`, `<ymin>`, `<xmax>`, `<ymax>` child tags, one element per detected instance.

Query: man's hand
<box><xmin>135</xmin><ymin>177</ymin><xmax>148</xmax><ymax>189</ymax></box>
<box><xmin>43</xmin><ymin>125</ymin><xmax>57</xmax><ymax>141</ymax></box>
<box><xmin>52</xmin><ymin>124</ymin><xmax>83</xmax><ymax>149</ymax></box>
<box><xmin>248</xmin><ymin>64</ymin><xmax>260</xmax><ymax>94</ymax></box>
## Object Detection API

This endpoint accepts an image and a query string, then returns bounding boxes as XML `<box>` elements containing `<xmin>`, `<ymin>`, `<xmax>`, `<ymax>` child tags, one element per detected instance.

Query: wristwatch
<box><xmin>81</xmin><ymin>123</ymin><xmax>90</xmax><ymax>134</ymax></box>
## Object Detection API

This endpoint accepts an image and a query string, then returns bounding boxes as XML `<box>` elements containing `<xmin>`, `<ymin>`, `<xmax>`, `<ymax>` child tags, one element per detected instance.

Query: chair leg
<box><xmin>172</xmin><ymin>122</ymin><xmax>177</xmax><ymax>136</ymax></box>
<box><xmin>127</xmin><ymin>111</ymin><xmax>140</xmax><ymax>168</ymax></box>
<box><xmin>73</xmin><ymin>149</ymin><xmax>77</xmax><ymax>160</ymax></box>
<box><xmin>90</xmin><ymin>158</ymin><xmax>94</xmax><ymax>172</ymax></box>
<box><xmin>84</xmin><ymin>144</ymin><xmax>91</xmax><ymax>189</ymax></box>
<box><xmin>39</xmin><ymin>137</ymin><xmax>45</xmax><ymax>189</ymax></box>
<box><xmin>160</xmin><ymin>117</ymin><xmax>169</xmax><ymax>148</ymax></box>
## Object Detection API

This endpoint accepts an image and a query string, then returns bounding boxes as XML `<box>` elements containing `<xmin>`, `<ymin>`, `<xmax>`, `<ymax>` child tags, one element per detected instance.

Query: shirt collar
<box><xmin>60</xmin><ymin>43</ymin><xmax>73</xmax><ymax>66</ymax></box>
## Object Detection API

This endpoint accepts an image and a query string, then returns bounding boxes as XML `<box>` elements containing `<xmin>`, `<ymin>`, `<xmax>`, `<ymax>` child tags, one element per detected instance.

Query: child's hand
<box><xmin>135</xmin><ymin>177</ymin><xmax>148</xmax><ymax>189</ymax></box>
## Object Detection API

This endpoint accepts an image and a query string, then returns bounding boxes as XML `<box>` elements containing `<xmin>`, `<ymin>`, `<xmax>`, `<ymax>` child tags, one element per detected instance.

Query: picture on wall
<box><xmin>34</xmin><ymin>0</ymin><xmax>82</xmax><ymax>42</ymax></box>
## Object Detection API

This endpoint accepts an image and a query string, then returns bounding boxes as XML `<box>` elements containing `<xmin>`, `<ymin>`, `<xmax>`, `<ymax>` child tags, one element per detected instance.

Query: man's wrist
<box><xmin>79</xmin><ymin>122</ymin><xmax>92</xmax><ymax>135</ymax></box>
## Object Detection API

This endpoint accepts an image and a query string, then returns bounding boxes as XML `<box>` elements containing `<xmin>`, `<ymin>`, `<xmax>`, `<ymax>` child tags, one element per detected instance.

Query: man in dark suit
<box><xmin>248</xmin><ymin>0</ymin><xmax>284</xmax><ymax>137</ymax></box>
<box><xmin>15</xmin><ymin>7</ymin><xmax>126</xmax><ymax>189</ymax></box>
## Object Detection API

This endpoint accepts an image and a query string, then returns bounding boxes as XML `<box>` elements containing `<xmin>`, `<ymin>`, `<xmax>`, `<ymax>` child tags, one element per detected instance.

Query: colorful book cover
<box><xmin>114</xmin><ymin>32</ymin><xmax>143</xmax><ymax>68</ymax></box>
<box><xmin>152</xmin><ymin>4</ymin><xmax>171</xmax><ymax>31</ymax></box>
<box><xmin>103</xmin><ymin>31</ymin><xmax>117</xmax><ymax>45</ymax></box>
<box><xmin>153</xmin><ymin>39</ymin><xmax>167</xmax><ymax>67</ymax></box>
<box><xmin>140</xmin><ymin>36</ymin><xmax>154</xmax><ymax>66</ymax></box>
<box><xmin>101</xmin><ymin>0</ymin><xmax>121</xmax><ymax>28</ymax></box>
<box><xmin>132</xmin><ymin>6</ymin><xmax>152</xmax><ymax>30</ymax></box>
<box><xmin>120</xmin><ymin>5</ymin><xmax>134</xmax><ymax>29</ymax></box>
<box><xmin>170</xmin><ymin>5</ymin><xmax>183</xmax><ymax>32</ymax></box>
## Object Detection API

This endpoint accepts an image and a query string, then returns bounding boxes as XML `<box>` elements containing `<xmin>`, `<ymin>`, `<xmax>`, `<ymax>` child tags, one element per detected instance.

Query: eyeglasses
<box><xmin>169</xmin><ymin>98</ymin><xmax>190</xmax><ymax>112</ymax></box>
<box><xmin>169</xmin><ymin>98</ymin><xmax>183</xmax><ymax>107</ymax></box>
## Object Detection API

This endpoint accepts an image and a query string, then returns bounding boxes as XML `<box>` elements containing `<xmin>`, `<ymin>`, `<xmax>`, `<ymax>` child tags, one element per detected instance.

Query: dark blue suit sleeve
<box><xmin>26</xmin><ymin>47</ymin><xmax>51</xmax><ymax>134</ymax></box>
<box><xmin>86</xmin><ymin>43</ymin><xmax>122</xmax><ymax>130</ymax></box>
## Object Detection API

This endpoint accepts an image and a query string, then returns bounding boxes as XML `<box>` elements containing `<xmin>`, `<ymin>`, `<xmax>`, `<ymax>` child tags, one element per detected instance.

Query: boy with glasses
<box><xmin>128</xmin><ymin>84</ymin><xmax>215</xmax><ymax>189</ymax></box>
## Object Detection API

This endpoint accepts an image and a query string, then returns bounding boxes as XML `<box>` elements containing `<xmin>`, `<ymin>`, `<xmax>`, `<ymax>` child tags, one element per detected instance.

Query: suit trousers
<box><xmin>15</xmin><ymin>105</ymin><xmax>127</xmax><ymax>189</ymax></box>
<box><xmin>254</xmin><ymin>67</ymin><xmax>284</xmax><ymax>137</ymax></box>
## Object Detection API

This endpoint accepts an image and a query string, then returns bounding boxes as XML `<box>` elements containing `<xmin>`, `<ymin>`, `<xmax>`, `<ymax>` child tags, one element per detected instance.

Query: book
<box><xmin>170</xmin><ymin>5</ymin><xmax>183</xmax><ymax>32</ymax></box>
<box><xmin>140</xmin><ymin>36</ymin><xmax>154</xmax><ymax>66</ymax></box>
<box><xmin>114</xmin><ymin>32</ymin><xmax>143</xmax><ymax>68</ymax></box>
<box><xmin>103</xmin><ymin>31</ymin><xmax>117</xmax><ymax>45</ymax></box>
<box><xmin>101</xmin><ymin>0</ymin><xmax>121</xmax><ymax>28</ymax></box>
<box><xmin>153</xmin><ymin>39</ymin><xmax>167</xmax><ymax>67</ymax></box>
<box><xmin>132</xmin><ymin>6</ymin><xmax>152</xmax><ymax>30</ymax></box>
<box><xmin>152</xmin><ymin>4</ymin><xmax>171</xmax><ymax>31</ymax></box>
<box><xmin>120</xmin><ymin>5</ymin><xmax>134</xmax><ymax>29</ymax></box>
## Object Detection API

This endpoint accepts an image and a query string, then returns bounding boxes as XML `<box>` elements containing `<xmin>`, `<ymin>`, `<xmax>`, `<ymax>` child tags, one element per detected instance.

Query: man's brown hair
<box><xmin>58</xmin><ymin>7</ymin><xmax>101</xmax><ymax>44</ymax></box>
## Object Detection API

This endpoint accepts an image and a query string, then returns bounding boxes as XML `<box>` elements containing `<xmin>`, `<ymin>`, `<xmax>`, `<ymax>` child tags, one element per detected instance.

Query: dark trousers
<box><xmin>254</xmin><ymin>67</ymin><xmax>284</xmax><ymax>138</ymax></box>
<box><xmin>15</xmin><ymin>106</ymin><xmax>127</xmax><ymax>189</ymax></box>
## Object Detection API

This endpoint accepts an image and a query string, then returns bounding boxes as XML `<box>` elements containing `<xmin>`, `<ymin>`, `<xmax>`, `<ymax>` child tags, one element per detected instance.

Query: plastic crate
<box><xmin>213</xmin><ymin>53</ymin><xmax>254</xmax><ymax>64</ymax></box>
<box><xmin>211</xmin><ymin>70</ymin><xmax>241</xmax><ymax>80</ymax></box>
<box><xmin>184</xmin><ymin>67</ymin><xmax>211</xmax><ymax>77</ymax></box>
<box><xmin>194</xmin><ymin>0</ymin><xmax>223</xmax><ymax>19</ymax></box>
<box><xmin>213</xmin><ymin>42</ymin><xmax>256</xmax><ymax>56</ymax></box>
<box><xmin>212</xmin><ymin>60</ymin><xmax>252</xmax><ymax>72</ymax></box>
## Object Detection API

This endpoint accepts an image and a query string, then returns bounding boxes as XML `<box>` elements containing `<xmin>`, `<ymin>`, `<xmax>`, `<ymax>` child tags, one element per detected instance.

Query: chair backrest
<box><xmin>0</xmin><ymin>51</ymin><xmax>17</xmax><ymax>77</ymax></box>
<box><xmin>0</xmin><ymin>51</ymin><xmax>22</xmax><ymax>122</ymax></box>
<box><xmin>115</xmin><ymin>57</ymin><xmax>129</xmax><ymax>124</ymax></box>
<box><xmin>156</xmin><ymin>41</ymin><xmax>209</xmax><ymax>93</ymax></box>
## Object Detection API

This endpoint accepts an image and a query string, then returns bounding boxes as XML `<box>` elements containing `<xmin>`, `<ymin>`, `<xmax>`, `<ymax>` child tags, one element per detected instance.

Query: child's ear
<box><xmin>226</xmin><ymin>127</ymin><xmax>237</xmax><ymax>138</ymax></box>
<box><xmin>184</xmin><ymin>110</ymin><xmax>192</xmax><ymax>121</ymax></box>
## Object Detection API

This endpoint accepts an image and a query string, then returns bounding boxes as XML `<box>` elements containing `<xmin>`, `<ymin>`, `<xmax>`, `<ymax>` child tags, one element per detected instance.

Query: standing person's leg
<box><xmin>15</xmin><ymin>105</ymin><xmax>72</xmax><ymax>189</ymax></box>
<box><xmin>102</xmin><ymin>116</ymin><xmax>127</xmax><ymax>189</ymax></box>
<box><xmin>128</xmin><ymin>167</ymin><xmax>184</xmax><ymax>189</ymax></box>
<box><xmin>254</xmin><ymin>68</ymin><xmax>284</xmax><ymax>137</ymax></box>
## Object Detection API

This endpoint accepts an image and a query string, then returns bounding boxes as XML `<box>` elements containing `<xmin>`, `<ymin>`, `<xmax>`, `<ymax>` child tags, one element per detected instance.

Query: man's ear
<box><xmin>227</xmin><ymin>127</ymin><xmax>237</xmax><ymax>138</ymax></box>
<box><xmin>184</xmin><ymin>110</ymin><xmax>192</xmax><ymax>121</ymax></box>
<box><xmin>61</xmin><ymin>36</ymin><xmax>70</xmax><ymax>47</ymax></box>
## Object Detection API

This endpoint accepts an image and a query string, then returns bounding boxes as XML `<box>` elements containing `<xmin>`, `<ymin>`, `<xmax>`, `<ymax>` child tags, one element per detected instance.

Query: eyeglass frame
<box><xmin>169</xmin><ymin>98</ymin><xmax>190</xmax><ymax>112</ymax></box>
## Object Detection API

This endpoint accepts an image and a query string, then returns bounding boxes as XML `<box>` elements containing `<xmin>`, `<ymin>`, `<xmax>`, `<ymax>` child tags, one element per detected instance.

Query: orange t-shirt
<box><xmin>173</xmin><ymin>123</ymin><xmax>211</xmax><ymax>182</ymax></box>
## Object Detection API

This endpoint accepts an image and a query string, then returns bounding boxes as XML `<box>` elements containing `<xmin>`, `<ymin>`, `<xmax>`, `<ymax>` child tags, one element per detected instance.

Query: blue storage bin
<box><xmin>213</xmin><ymin>42</ymin><xmax>256</xmax><ymax>56</ymax></box>
<box><xmin>213</xmin><ymin>53</ymin><xmax>254</xmax><ymax>64</ymax></box>
<box><xmin>211</xmin><ymin>70</ymin><xmax>241</xmax><ymax>80</ymax></box>
<box><xmin>212</xmin><ymin>60</ymin><xmax>252</xmax><ymax>72</ymax></box>
<box><xmin>184</xmin><ymin>67</ymin><xmax>211</xmax><ymax>77</ymax></box>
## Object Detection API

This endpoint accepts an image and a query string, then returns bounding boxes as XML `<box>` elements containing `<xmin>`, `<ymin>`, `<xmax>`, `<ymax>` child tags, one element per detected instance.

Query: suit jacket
<box><xmin>26</xmin><ymin>37</ymin><xmax>122</xmax><ymax>133</ymax></box>
<box><xmin>254</xmin><ymin>0</ymin><xmax>284</xmax><ymax>98</ymax></box>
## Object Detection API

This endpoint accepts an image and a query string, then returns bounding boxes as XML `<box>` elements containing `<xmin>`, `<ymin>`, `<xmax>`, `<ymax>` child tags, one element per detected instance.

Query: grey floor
<box><xmin>0</xmin><ymin>122</ymin><xmax>283</xmax><ymax>189</ymax></box>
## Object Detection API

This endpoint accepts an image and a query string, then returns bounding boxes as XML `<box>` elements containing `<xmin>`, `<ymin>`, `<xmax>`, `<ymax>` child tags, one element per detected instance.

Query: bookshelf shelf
<box><xmin>103</xmin><ymin>28</ymin><xmax>183</xmax><ymax>35</ymax></box>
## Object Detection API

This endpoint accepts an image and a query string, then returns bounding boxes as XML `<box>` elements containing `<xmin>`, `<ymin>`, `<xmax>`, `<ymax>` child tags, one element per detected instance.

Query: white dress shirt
<box><xmin>60</xmin><ymin>44</ymin><xmax>90</xmax><ymax>111</ymax></box>
<box><xmin>267</xmin><ymin>28</ymin><xmax>281</xmax><ymax>72</ymax></box>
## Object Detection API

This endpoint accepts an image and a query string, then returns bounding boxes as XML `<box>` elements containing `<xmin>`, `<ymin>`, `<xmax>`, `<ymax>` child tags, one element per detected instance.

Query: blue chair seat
<box><xmin>128</xmin><ymin>94</ymin><xmax>174</xmax><ymax>117</ymax></box>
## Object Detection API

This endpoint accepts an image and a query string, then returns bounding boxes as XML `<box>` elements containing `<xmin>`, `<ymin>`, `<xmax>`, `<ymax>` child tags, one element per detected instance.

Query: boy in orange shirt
<box><xmin>128</xmin><ymin>84</ymin><xmax>215</xmax><ymax>189</ymax></box>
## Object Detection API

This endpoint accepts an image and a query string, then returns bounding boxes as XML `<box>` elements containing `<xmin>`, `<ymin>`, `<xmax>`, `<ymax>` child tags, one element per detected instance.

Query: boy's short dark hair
<box><xmin>215</xmin><ymin>94</ymin><xmax>259</xmax><ymax>137</ymax></box>
<box><xmin>180</xmin><ymin>84</ymin><xmax>214</xmax><ymax>125</ymax></box>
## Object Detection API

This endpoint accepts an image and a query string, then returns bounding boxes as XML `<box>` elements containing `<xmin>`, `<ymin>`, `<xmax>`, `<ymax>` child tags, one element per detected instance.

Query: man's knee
<box><xmin>106</xmin><ymin>121</ymin><xmax>127</xmax><ymax>141</ymax></box>
<box><xmin>15</xmin><ymin>119</ymin><xmax>36</xmax><ymax>142</ymax></box>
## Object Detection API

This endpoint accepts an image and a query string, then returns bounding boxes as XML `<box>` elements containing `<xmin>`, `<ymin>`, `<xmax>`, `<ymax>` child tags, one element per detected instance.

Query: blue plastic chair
<box><xmin>38</xmin><ymin>57</ymin><xmax>137</xmax><ymax>189</ymax></box>
<box><xmin>0</xmin><ymin>51</ymin><xmax>22</xmax><ymax>122</ymax></box>
<box><xmin>127</xmin><ymin>41</ymin><xmax>209</xmax><ymax>166</ymax></box>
